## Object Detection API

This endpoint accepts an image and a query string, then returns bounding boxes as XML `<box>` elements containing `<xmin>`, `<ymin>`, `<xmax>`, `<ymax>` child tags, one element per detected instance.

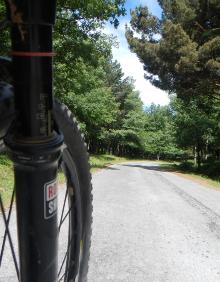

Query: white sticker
<box><xmin>44</xmin><ymin>179</ymin><xmax>58</xmax><ymax>219</ymax></box>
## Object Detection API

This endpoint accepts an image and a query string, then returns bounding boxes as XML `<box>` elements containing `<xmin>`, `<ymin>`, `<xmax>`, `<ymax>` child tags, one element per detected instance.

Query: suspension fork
<box><xmin>5</xmin><ymin>1</ymin><xmax>62</xmax><ymax>281</ymax></box>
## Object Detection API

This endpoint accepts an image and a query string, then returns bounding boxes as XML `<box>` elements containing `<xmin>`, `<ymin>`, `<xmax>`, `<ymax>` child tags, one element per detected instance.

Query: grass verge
<box><xmin>0</xmin><ymin>153</ymin><xmax>14</xmax><ymax>206</ymax></box>
<box><xmin>159</xmin><ymin>162</ymin><xmax>220</xmax><ymax>190</ymax></box>
<box><xmin>90</xmin><ymin>156</ymin><xmax>220</xmax><ymax>189</ymax></box>
<box><xmin>89</xmin><ymin>154</ymin><xmax>133</xmax><ymax>172</ymax></box>
<box><xmin>0</xmin><ymin>153</ymin><xmax>134</xmax><ymax>207</ymax></box>
<box><xmin>1</xmin><ymin>153</ymin><xmax>220</xmax><ymax>207</ymax></box>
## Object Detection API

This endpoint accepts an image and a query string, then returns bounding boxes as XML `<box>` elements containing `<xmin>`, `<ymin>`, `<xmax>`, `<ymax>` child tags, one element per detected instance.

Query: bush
<box><xmin>178</xmin><ymin>161</ymin><xmax>194</xmax><ymax>171</ymax></box>
<box><xmin>200</xmin><ymin>161</ymin><xmax>220</xmax><ymax>179</ymax></box>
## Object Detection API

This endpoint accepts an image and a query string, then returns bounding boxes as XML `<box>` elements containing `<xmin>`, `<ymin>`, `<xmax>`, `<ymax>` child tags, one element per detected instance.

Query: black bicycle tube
<box><xmin>5</xmin><ymin>1</ymin><xmax>62</xmax><ymax>281</ymax></box>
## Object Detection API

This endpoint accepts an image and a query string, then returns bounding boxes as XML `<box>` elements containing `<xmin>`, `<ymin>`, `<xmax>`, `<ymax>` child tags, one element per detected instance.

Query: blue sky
<box><xmin>104</xmin><ymin>0</ymin><xmax>169</xmax><ymax>106</ymax></box>
<box><xmin>125</xmin><ymin>0</ymin><xmax>162</xmax><ymax>18</ymax></box>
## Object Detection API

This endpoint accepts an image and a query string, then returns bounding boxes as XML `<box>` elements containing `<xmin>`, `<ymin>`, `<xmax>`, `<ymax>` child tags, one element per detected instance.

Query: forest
<box><xmin>0</xmin><ymin>0</ymin><xmax>220</xmax><ymax>176</ymax></box>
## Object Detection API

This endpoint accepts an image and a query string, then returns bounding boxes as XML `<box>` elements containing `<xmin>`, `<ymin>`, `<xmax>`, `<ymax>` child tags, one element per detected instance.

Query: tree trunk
<box><xmin>205</xmin><ymin>140</ymin><xmax>209</xmax><ymax>160</ymax></box>
<box><xmin>194</xmin><ymin>145</ymin><xmax>197</xmax><ymax>167</ymax></box>
<box><xmin>197</xmin><ymin>143</ymin><xmax>201</xmax><ymax>169</ymax></box>
<box><xmin>116</xmin><ymin>144</ymin><xmax>120</xmax><ymax>156</ymax></box>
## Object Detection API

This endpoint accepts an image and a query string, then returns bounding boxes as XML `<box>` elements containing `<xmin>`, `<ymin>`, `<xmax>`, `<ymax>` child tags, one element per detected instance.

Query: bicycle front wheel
<box><xmin>0</xmin><ymin>100</ymin><xmax>93</xmax><ymax>282</ymax></box>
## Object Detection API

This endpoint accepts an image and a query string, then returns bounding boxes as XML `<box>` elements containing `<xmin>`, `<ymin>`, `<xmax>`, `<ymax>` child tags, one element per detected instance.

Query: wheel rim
<box><xmin>58</xmin><ymin>148</ymin><xmax>82</xmax><ymax>281</ymax></box>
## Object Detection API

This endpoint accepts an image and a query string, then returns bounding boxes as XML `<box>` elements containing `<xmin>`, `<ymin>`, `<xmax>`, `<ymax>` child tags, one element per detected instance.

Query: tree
<box><xmin>143</xmin><ymin>104</ymin><xmax>180</xmax><ymax>160</ymax></box>
<box><xmin>171</xmin><ymin>97</ymin><xmax>217</xmax><ymax>168</ymax></box>
<box><xmin>0</xmin><ymin>1</ymin><xmax>129</xmax><ymax>155</ymax></box>
<box><xmin>126</xmin><ymin>2</ymin><xmax>220</xmax><ymax>104</ymax></box>
<box><xmin>54</xmin><ymin>0</ymin><xmax>126</xmax><ymax>66</ymax></box>
<box><xmin>120</xmin><ymin>91</ymin><xmax>146</xmax><ymax>156</ymax></box>
<box><xmin>98</xmin><ymin>59</ymin><xmax>147</xmax><ymax>156</ymax></box>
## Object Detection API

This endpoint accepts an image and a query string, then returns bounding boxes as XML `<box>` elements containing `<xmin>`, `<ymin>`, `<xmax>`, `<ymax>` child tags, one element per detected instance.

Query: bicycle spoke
<box><xmin>0</xmin><ymin>194</ymin><xmax>19</xmax><ymax>280</ymax></box>
<box><xmin>0</xmin><ymin>189</ymin><xmax>15</xmax><ymax>266</ymax></box>
<box><xmin>58</xmin><ymin>184</ymin><xmax>68</xmax><ymax>233</ymax></box>
<box><xmin>58</xmin><ymin>250</ymin><xmax>68</xmax><ymax>278</ymax></box>
<box><xmin>58</xmin><ymin>236</ymin><xmax>74</xmax><ymax>280</ymax></box>
<box><xmin>58</xmin><ymin>254</ymin><xmax>75</xmax><ymax>282</ymax></box>
<box><xmin>58</xmin><ymin>260</ymin><xmax>73</xmax><ymax>282</ymax></box>
<box><xmin>58</xmin><ymin>269</ymin><xmax>67</xmax><ymax>282</ymax></box>
<box><xmin>58</xmin><ymin>203</ymin><xmax>73</xmax><ymax>231</ymax></box>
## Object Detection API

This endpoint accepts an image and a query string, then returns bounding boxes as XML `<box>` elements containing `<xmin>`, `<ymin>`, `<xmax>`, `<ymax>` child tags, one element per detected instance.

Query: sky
<box><xmin>104</xmin><ymin>0</ymin><xmax>170</xmax><ymax>106</ymax></box>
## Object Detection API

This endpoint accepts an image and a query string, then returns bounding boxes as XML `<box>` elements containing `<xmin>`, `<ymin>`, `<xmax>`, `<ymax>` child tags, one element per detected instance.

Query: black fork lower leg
<box><xmin>5</xmin><ymin>137</ymin><xmax>63</xmax><ymax>282</ymax></box>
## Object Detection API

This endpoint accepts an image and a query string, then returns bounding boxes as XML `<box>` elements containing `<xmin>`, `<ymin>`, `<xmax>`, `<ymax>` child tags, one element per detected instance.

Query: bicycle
<box><xmin>0</xmin><ymin>1</ymin><xmax>93</xmax><ymax>281</ymax></box>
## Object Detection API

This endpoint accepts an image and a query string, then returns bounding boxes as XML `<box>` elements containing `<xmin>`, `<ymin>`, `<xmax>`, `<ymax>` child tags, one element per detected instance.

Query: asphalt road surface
<box><xmin>1</xmin><ymin>162</ymin><xmax>220</xmax><ymax>282</ymax></box>
<box><xmin>88</xmin><ymin>162</ymin><xmax>220</xmax><ymax>282</ymax></box>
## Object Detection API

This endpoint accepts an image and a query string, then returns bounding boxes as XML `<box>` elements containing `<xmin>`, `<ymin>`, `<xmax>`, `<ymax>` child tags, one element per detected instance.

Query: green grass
<box><xmin>89</xmin><ymin>156</ymin><xmax>220</xmax><ymax>189</ymax></box>
<box><xmin>159</xmin><ymin>162</ymin><xmax>220</xmax><ymax>189</ymax></box>
<box><xmin>0</xmin><ymin>153</ymin><xmax>133</xmax><ymax>206</ymax></box>
<box><xmin>2</xmin><ymin>153</ymin><xmax>220</xmax><ymax>207</ymax></box>
<box><xmin>0</xmin><ymin>154</ymin><xmax>67</xmax><ymax>208</ymax></box>
<box><xmin>0</xmin><ymin>154</ymin><xmax>14</xmax><ymax>206</ymax></box>
<box><xmin>89</xmin><ymin>154</ymin><xmax>132</xmax><ymax>172</ymax></box>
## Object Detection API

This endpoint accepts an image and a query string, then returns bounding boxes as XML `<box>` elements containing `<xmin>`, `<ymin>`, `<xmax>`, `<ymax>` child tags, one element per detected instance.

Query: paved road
<box><xmin>2</xmin><ymin>162</ymin><xmax>220</xmax><ymax>281</ymax></box>
<box><xmin>88</xmin><ymin>162</ymin><xmax>220</xmax><ymax>282</ymax></box>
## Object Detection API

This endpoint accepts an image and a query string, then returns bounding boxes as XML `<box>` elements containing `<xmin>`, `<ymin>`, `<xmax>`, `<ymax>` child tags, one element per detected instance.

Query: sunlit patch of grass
<box><xmin>0</xmin><ymin>154</ymin><xmax>67</xmax><ymax>207</ymax></box>
<box><xmin>0</xmin><ymin>154</ymin><xmax>14</xmax><ymax>207</ymax></box>
<box><xmin>159</xmin><ymin>162</ymin><xmax>220</xmax><ymax>190</ymax></box>
<box><xmin>90</xmin><ymin>154</ymin><xmax>136</xmax><ymax>172</ymax></box>
<box><xmin>57</xmin><ymin>169</ymin><xmax>66</xmax><ymax>184</ymax></box>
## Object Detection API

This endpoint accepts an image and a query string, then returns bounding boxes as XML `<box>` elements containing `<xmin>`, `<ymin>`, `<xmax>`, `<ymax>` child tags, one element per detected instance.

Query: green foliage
<box><xmin>130</xmin><ymin>6</ymin><xmax>160</xmax><ymax>39</ymax></box>
<box><xmin>57</xmin><ymin>0</ymin><xmax>126</xmax><ymax>27</ymax></box>
<box><xmin>178</xmin><ymin>161</ymin><xmax>194</xmax><ymax>171</ymax></box>
<box><xmin>143</xmin><ymin>104</ymin><xmax>183</xmax><ymax>159</ymax></box>
<box><xmin>4</xmin><ymin>0</ymin><xmax>220</xmax><ymax>165</ymax></box>
<box><xmin>77</xmin><ymin>87</ymin><xmax>118</xmax><ymax>127</ymax></box>
<box><xmin>54</xmin><ymin>46</ymin><xmax>146</xmax><ymax>154</ymax></box>
<box><xmin>200</xmin><ymin>161</ymin><xmax>220</xmax><ymax>180</ymax></box>
<box><xmin>54</xmin><ymin>0</ymin><xmax>126</xmax><ymax>67</ymax></box>
<box><xmin>126</xmin><ymin>1</ymin><xmax>220</xmax><ymax>103</ymax></box>
<box><xmin>172</xmin><ymin>98</ymin><xmax>215</xmax><ymax>148</ymax></box>
<box><xmin>0</xmin><ymin>3</ymin><xmax>10</xmax><ymax>56</ymax></box>
<box><xmin>170</xmin><ymin>96</ymin><xmax>220</xmax><ymax>168</ymax></box>
<box><xmin>124</xmin><ymin>0</ymin><xmax>220</xmax><ymax>165</ymax></box>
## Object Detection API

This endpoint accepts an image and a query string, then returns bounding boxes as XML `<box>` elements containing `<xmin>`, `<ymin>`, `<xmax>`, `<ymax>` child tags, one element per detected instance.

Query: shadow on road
<box><xmin>121</xmin><ymin>164</ymin><xmax>177</xmax><ymax>173</ymax></box>
<box><xmin>104</xmin><ymin>166</ymin><xmax>120</xmax><ymax>170</ymax></box>
<box><xmin>91</xmin><ymin>164</ymin><xmax>120</xmax><ymax>170</ymax></box>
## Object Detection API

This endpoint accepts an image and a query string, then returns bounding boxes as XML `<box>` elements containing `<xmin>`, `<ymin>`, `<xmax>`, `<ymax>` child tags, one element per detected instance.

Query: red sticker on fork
<box><xmin>44</xmin><ymin>180</ymin><xmax>58</xmax><ymax>219</ymax></box>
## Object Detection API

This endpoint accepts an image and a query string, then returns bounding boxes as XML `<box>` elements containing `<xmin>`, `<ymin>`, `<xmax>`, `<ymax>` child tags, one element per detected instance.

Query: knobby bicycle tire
<box><xmin>54</xmin><ymin>100</ymin><xmax>93</xmax><ymax>282</ymax></box>
<box><xmin>0</xmin><ymin>98</ymin><xmax>93</xmax><ymax>281</ymax></box>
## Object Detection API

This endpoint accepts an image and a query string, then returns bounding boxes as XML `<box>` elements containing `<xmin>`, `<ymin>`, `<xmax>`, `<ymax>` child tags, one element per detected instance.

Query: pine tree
<box><xmin>126</xmin><ymin>1</ymin><xmax>220</xmax><ymax>104</ymax></box>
